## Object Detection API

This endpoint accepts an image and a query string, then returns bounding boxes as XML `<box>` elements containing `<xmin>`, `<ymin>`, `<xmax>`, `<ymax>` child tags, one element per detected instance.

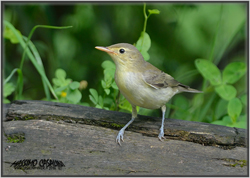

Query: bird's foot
<box><xmin>158</xmin><ymin>127</ymin><xmax>166</xmax><ymax>141</ymax></box>
<box><xmin>116</xmin><ymin>129</ymin><xmax>125</xmax><ymax>146</ymax></box>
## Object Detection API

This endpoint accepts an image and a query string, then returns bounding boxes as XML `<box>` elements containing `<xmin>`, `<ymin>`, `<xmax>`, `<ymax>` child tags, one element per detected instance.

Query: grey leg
<box><xmin>116</xmin><ymin>105</ymin><xmax>137</xmax><ymax>145</ymax></box>
<box><xmin>158</xmin><ymin>105</ymin><xmax>166</xmax><ymax>141</ymax></box>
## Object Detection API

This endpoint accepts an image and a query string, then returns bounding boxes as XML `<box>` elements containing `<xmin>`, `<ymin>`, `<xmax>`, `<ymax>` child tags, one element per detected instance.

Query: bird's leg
<box><xmin>116</xmin><ymin>105</ymin><xmax>137</xmax><ymax>145</ymax></box>
<box><xmin>158</xmin><ymin>105</ymin><xmax>166</xmax><ymax>141</ymax></box>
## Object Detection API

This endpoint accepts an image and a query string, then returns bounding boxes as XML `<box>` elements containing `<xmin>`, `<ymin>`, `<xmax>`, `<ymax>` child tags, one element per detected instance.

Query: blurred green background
<box><xmin>3</xmin><ymin>2</ymin><xmax>247</xmax><ymax>127</ymax></box>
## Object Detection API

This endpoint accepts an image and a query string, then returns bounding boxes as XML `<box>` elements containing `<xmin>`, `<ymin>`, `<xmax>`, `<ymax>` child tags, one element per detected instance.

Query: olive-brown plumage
<box><xmin>95</xmin><ymin>43</ymin><xmax>202</xmax><ymax>145</ymax></box>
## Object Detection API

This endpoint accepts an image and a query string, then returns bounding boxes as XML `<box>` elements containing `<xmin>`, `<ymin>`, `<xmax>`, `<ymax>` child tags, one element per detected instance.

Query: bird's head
<box><xmin>95</xmin><ymin>43</ymin><xmax>144</xmax><ymax>67</ymax></box>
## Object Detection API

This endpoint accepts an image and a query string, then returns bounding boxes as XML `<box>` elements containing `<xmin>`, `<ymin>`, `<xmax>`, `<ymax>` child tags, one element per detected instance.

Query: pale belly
<box><xmin>115</xmin><ymin>71</ymin><xmax>179</xmax><ymax>109</ymax></box>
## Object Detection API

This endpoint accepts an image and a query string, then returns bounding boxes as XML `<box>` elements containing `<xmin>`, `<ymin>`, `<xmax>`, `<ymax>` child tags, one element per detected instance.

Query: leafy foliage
<box><xmin>195</xmin><ymin>59</ymin><xmax>222</xmax><ymax>86</ymax></box>
<box><xmin>3</xmin><ymin>82</ymin><xmax>15</xmax><ymax>103</ymax></box>
<box><xmin>3</xmin><ymin>20</ymin><xmax>72</xmax><ymax>101</ymax></box>
<box><xmin>52</xmin><ymin>69</ymin><xmax>83</xmax><ymax>104</ymax></box>
<box><xmin>3</xmin><ymin>3</ymin><xmax>247</xmax><ymax>129</ymax></box>
<box><xmin>195</xmin><ymin>56</ymin><xmax>246</xmax><ymax>128</ymax></box>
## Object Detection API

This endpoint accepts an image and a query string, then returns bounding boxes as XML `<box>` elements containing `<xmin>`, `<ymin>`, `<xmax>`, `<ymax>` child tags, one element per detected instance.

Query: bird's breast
<box><xmin>115</xmin><ymin>69</ymin><xmax>178</xmax><ymax>109</ymax></box>
<box><xmin>115</xmin><ymin>70</ymin><xmax>141</xmax><ymax>100</ymax></box>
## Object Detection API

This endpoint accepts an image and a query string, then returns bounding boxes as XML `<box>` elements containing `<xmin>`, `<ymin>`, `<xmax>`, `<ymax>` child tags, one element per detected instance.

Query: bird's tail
<box><xmin>178</xmin><ymin>84</ymin><xmax>203</xmax><ymax>93</ymax></box>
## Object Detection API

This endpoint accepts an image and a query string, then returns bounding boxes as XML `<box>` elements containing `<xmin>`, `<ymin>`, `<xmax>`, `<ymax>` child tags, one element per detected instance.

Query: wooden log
<box><xmin>2</xmin><ymin>100</ymin><xmax>247</xmax><ymax>176</ymax></box>
<box><xmin>4</xmin><ymin>100</ymin><xmax>246</xmax><ymax>148</ymax></box>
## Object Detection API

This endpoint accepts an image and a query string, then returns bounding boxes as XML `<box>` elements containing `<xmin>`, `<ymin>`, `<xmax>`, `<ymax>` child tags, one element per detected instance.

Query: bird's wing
<box><xmin>141</xmin><ymin>61</ymin><xmax>202</xmax><ymax>93</ymax></box>
<box><xmin>142</xmin><ymin>69</ymin><xmax>181</xmax><ymax>89</ymax></box>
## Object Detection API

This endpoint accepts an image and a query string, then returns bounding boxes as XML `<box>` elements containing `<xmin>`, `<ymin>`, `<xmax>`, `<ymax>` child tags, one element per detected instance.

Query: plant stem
<box><xmin>15</xmin><ymin>69</ymin><xmax>23</xmax><ymax>100</ymax></box>
<box><xmin>140</xmin><ymin>3</ymin><xmax>148</xmax><ymax>50</ymax></box>
<box><xmin>4</xmin><ymin>20</ymin><xmax>59</xmax><ymax>100</ymax></box>
<box><xmin>143</xmin><ymin>3</ymin><xmax>148</xmax><ymax>33</ymax></box>
<box><xmin>20</xmin><ymin>25</ymin><xmax>72</xmax><ymax>70</ymax></box>
<box><xmin>4</xmin><ymin>68</ymin><xmax>18</xmax><ymax>85</ymax></box>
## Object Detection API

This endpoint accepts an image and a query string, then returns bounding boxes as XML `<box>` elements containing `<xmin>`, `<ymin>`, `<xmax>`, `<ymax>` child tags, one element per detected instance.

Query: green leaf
<box><xmin>238</xmin><ymin>114</ymin><xmax>247</xmax><ymax>122</ymax></box>
<box><xmin>95</xmin><ymin>104</ymin><xmax>103</xmax><ymax>109</ymax></box>
<box><xmin>4</xmin><ymin>26</ymin><xmax>22</xmax><ymax>44</ymax></box>
<box><xmin>55</xmin><ymin>68</ymin><xmax>66</xmax><ymax>81</ymax></box>
<box><xmin>101</xmin><ymin>80</ymin><xmax>107</xmax><ymax>89</ymax></box>
<box><xmin>104</xmin><ymin>73</ymin><xmax>113</xmax><ymax>87</ymax></box>
<box><xmin>98</xmin><ymin>95</ymin><xmax>103</xmax><ymax>107</ymax></box>
<box><xmin>229</xmin><ymin>115</ymin><xmax>247</xmax><ymax>129</ymax></box>
<box><xmin>54</xmin><ymin>85</ymin><xmax>68</xmax><ymax>93</ymax></box>
<box><xmin>104</xmin><ymin>68</ymin><xmax>115</xmax><ymax>79</ymax></box>
<box><xmin>89</xmin><ymin>95</ymin><xmax>97</xmax><ymax>105</ymax></box>
<box><xmin>231</xmin><ymin>121</ymin><xmax>247</xmax><ymax>129</ymax></box>
<box><xmin>69</xmin><ymin>81</ymin><xmax>80</xmax><ymax>90</ymax></box>
<box><xmin>53</xmin><ymin>69</ymin><xmax>71</xmax><ymax>87</ymax></box>
<box><xmin>111</xmin><ymin>81</ymin><xmax>118</xmax><ymax>90</ymax></box>
<box><xmin>141</xmin><ymin>50</ymin><xmax>150</xmax><ymax>61</ymax></box>
<box><xmin>135</xmin><ymin>31</ymin><xmax>151</xmax><ymax>54</ymax></box>
<box><xmin>104</xmin><ymin>89</ymin><xmax>110</xmax><ymax>95</ymax></box>
<box><xmin>222</xmin><ymin>62</ymin><xmax>246</xmax><ymax>84</ymax></box>
<box><xmin>65</xmin><ymin>79</ymin><xmax>72</xmax><ymax>85</ymax></box>
<box><xmin>104</xmin><ymin>97</ymin><xmax>114</xmax><ymax>105</ymax></box>
<box><xmin>101</xmin><ymin>60</ymin><xmax>116</xmax><ymax>69</ymax></box>
<box><xmin>215</xmin><ymin>84</ymin><xmax>237</xmax><ymax>101</ymax></box>
<box><xmin>119</xmin><ymin>97</ymin><xmax>140</xmax><ymax>113</ymax></box>
<box><xmin>66</xmin><ymin>90</ymin><xmax>82</xmax><ymax>104</ymax></box>
<box><xmin>3</xmin><ymin>98</ymin><xmax>10</xmax><ymax>104</ymax></box>
<box><xmin>89</xmin><ymin>88</ymin><xmax>98</xmax><ymax>103</ymax></box>
<box><xmin>240</xmin><ymin>94</ymin><xmax>247</xmax><ymax>106</ymax></box>
<box><xmin>222</xmin><ymin>115</ymin><xmax>233</xmax><ymax>125</ymax></box>
<box><xmin>195</xmin><ymin>59</ymin><xmax>222</xmax><ymax>86</ymax></box>
<box><xmin>4</xmin><ymin>82</ymin><xmax>15</xmax><ymax>97</ymax></box>
<box><xmin>148</xmin><ymin>9</ymin><xmax>160</xmax><ymax>15</ymax></box>
<box><xmin>119</xmin><ymin>98</ymin><xmax>132</xmax><ymax>112</ymax></box>
<box><xmin>24</xmin><ymin>37</ymin><xmax>50</xmax><ymax>100</ymax></box>
<box><xmin>211</xmin><ymin>120</ymin><xmax>227</xmax><ymax>126</ymax></box>
<box><xmin>228</xmin><ymin>98</ymin><xmax>242</xmax><ymax>123</ymax></box>
<box><xmin>52</xmin><ymin>78</ymin><xmax>61</xmax><ymax>87</ymax></box>
<box><xmin>215</xmin><ymin>99</ymin><xmax>228</xmax><ymax>119</ymax></box>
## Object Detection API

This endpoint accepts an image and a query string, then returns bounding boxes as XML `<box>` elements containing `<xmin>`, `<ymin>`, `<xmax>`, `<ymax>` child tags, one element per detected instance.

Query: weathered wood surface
<box><xmin>2</xmin><ymin>100</ymin><xmax>248</xmax><ymax>176</ymax></box>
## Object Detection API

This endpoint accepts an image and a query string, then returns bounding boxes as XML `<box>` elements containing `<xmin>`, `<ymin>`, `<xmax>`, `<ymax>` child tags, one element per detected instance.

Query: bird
<box><xmin>95</xmin><ymin>43</ymin><xmax>202</xmax><ymax>145</ymax></box>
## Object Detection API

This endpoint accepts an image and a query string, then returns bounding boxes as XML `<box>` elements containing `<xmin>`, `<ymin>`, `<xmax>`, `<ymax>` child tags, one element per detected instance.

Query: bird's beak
<box><xmin>95</xmin><ymin>46</ymin><xmax>117</xmax><ymax>55</ymax></box>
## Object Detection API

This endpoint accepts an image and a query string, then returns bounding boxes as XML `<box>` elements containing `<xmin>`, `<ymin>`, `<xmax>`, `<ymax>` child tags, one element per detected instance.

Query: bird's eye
<box><xmin>119</xmin><ymin>48</ymin><xmax>125</xmax><ymax>54</ymax></box>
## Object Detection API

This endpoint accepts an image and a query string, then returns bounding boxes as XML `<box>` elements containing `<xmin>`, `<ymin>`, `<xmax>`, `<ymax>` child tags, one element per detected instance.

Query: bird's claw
<box><xmin>158</xmin><ymin>135</ymin><xmax>166</xmax><ymax>141</ymax></box>
<box><xmin>158</xmin><ymin>129</ymin><xmax>166</xmax><ymax>141</ymax></box>
<box><xmin>116</xmin><ymin>130</ymin><xmax>124</xmax><ymax>146</ymax></box>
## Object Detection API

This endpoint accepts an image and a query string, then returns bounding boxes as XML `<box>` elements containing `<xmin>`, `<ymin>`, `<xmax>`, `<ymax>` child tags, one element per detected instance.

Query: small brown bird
<box><xmin>95</xmin><ymin>43</ymin><xmax>202</xmax><ymax>145</ymax></box>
